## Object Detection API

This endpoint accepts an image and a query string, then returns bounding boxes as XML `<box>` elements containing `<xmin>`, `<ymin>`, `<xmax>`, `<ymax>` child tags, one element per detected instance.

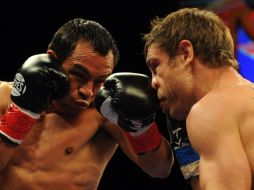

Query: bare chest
<box><xmin>9</xmin><ymin>111</ymin><xmax>116</xmax><ymax>169</ymax></box>
<box><xmin>1</xmin><ymin>111</ymin><xmax>117</xmax><ymax>190</ymax></box>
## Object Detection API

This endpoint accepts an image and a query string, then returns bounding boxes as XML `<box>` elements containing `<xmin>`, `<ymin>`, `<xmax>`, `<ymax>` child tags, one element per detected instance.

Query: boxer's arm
<box><xmin>0</xmin><ymin>54</ymin><xmax>69</xmax><ymax>169</ymax></box>
<box><xmin>94</xmin><ymin>72</ymin><xmax>163</xmax><ymax>154</ymax></box>
<box><xmin>0</xmin><ymin>81</ymin><xmax>17</xmax><ymax>170</ymax></box>
<box><xmin>0</xmin><ymin>54</ymin><xmax>69</xmax><ymax>145</ymax></box>
<box><xmin>187</xmin><ymin>100</ymin><xmax>251</xmax><ymax>190</ymax></box>
<box><xmin>104</xmin><ymin>121</ymin><xmax>174</xmax><ymax>178</ymax></box>
<box><xmin>95</xmin><ymin>72</ymin><xmax>174</xmax><ymax>177</ymax></box>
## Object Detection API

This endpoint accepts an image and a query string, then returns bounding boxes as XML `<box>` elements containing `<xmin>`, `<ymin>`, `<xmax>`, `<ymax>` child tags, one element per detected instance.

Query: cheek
<box><xmin>91</xmin><ymin>87</ymin><xmax>100</xmax><ymax>100</ymax></box>
<box><xmin>68</xmin><ymin>76</ymin><xmax>79</xmax><ymax>89</ymax></box>
<box><xmin>70</xmin><ymin>80</ymin><xmax>78</xmax><ymax>93</ymax></box>
<box><xmin>91</xmin><ymin>83</ymin><xmax>103</xmax><ymax>99</ymax></box>
<box><xmin>159</xmin><ymin>69</ymin><xmax>174</xmax><ymax>90</ymax></box>
<box><xmin>65</xmin><ymin>78</ymin><xmax>80</xmax><ymax>98</ymax></box>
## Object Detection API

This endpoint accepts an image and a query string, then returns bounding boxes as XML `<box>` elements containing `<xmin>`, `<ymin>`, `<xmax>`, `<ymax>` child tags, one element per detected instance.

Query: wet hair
<box><xmin>48</xmin><ymin>18</ymin><xmax>119</xmax><ymax>66</ymax></box>
<box><xmin>143</xmin><ymin>8</ymin><xmax>238</xmax><ymax>69</ymax></box>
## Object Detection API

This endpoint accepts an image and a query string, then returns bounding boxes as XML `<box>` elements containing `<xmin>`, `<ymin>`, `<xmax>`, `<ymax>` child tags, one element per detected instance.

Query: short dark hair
<box><xmin>48</xmin><ymin>18</ymin><xmax>119</xmax><ymax>66</ymax></box>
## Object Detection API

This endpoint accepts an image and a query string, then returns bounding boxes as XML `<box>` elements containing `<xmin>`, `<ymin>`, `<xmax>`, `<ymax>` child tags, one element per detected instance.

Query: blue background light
<box><xmin>237</xmin><ymin>27</ymin><xmax>254</xmax><ymax>82</ymax></box>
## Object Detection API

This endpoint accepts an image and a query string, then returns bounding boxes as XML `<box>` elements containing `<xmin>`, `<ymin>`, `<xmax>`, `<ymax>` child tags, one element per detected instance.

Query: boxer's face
<box><xmin>146</xmin><ymin>43</ymin><xmax>194</xmax><ymax>120</ymax></box>
<box><xmin>52</xmin><ymin>40</ymin><xmax>114</xmax><ymax>116</ymax></box>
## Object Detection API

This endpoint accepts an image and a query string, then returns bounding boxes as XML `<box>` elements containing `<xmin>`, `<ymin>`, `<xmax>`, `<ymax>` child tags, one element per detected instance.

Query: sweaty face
<box><xmin>146</xmin><ymin>43</ymin><xmax>193</xmax><ymax>120</ymax></box>
<box><xmin>53</xmin><ymin>41</ymin><xmax>114</xmax><ymax>116</ymax></box>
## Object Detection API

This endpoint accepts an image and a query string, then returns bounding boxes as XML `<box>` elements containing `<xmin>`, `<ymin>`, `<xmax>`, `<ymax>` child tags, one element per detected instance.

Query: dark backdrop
<box><xmin>0</xmin><ymin>1</ymin><xmax>192</xmax><ymax>189</ymax></box>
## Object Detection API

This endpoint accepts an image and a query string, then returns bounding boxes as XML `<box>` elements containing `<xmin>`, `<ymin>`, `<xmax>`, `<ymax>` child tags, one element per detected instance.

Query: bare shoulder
<box><xmin>77</xmin><ymin>107</ymin><xmax>117</xmax><ymax>145</ymax></box>
<box><xmin>191</xmin><ymin>84</ymin><xmax>250</xmax><ymax>117</ymax></box>
<box><xmin>84</xmin><ymin>107</ymin><xmax>123</xmax><ymax>143</ymax></box>
<box><xmin>188</xmin><ymin>89</ymin><xmax>234</xmax><ymax>121</ymax></box>
<box><xmin>186</xmin><ymin>89</ymin><xmax>237</xmax><ymax>150</ymax></box>
<box><xmin>186</xmin><ymin>84</ymin><xmax>252</xmax><ymax>150</ymax></box>
<box><xmin>0</xmin><ymin>81</ymin><xmax>13</xmax><ymax>100</ymax></box>
<box><xmin>188</xmin><ymin>81</ymin><xmax>254</xmax><ymax>123</ymax></box>
<box><xmin>0</xmin><ymin>81</ymin><xmax>13</xmax><ymax>89</ymax></box>
<box><xmin>0</xmin><ymin>81</ymin><xmax>13</xmax><ymax>115</ymax></box>
<box><xmin>63</xmin><ymin>106</ymin><xmax>106</xmax><ymax>127</ymax></box>
<box><xmin>81</xmin><ymin>106</ymin><xmax>106</xmax><ymax>122</ymax></box>
<box><xmin>205</xmin><ymin>83</ymin><xmax>254</xmax><ymax>114</ymax></box>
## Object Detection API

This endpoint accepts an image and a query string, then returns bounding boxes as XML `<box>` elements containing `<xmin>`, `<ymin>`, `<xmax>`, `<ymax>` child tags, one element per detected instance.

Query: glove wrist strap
<box><xmin>0</xmin><ymin>102</ymin><xmax>38</xmax><ymax>145</ymax></box>
<box><xmin>124</xmin><ymin>122</ymin><xmax>162</xmax><ymax>154</ymax></box>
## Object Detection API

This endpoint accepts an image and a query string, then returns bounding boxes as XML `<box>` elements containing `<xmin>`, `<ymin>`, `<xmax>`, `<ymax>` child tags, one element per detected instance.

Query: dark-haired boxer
<box><xmin>0</xmin><ymin>18</ymin><xmax>173</xmax><ymax>190</ymax></box>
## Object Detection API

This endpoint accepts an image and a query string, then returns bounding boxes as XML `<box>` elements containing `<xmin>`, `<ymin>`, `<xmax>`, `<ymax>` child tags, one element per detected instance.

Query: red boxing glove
<box><xmin>124</xmin><ymin>122</ymin><xmax>162</xmax><ymax>154</ymax></box>
<box><xmin>0</xmin><ymin>102</ymin><xmax>38</xmax><ymax>145</ymax></box>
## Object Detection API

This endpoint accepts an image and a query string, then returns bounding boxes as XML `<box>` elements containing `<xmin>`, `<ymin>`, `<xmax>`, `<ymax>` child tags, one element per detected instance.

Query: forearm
<box><xmin>114</xmin><ymin>125</ymin><xmax>174</xmax><ymax>178</ymax></box>
<box><xmin>135</xmin><ymin>137</ymin><xmax>174</xmax><ymax>178</ymax></box>
<box><xmin>122</xmin><ymin>121</ymin><xmax>174</xmax><ymax>177</ymax></box>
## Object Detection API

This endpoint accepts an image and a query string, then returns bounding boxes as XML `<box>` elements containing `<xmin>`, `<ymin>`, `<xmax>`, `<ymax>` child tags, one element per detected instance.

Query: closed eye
<box><xmin>69</xmin><ymin>69</ymin><xmax>89</xmax><ymax>83</ymax></box>
<box><xmin>148</xmin><ymin>60</ymin><xmax>159</xmax><ymax>74</ymax></box>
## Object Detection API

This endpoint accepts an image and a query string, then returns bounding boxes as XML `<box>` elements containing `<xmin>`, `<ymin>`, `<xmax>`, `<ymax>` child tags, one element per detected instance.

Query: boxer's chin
<box><xmin>160</xmin><ymin>100</ymin><xmax>170</xmax><ymax>114</ymax></box>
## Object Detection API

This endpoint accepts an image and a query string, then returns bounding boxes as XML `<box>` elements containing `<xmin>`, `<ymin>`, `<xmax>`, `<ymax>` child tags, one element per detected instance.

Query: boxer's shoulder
<box><xmin>76</xmin><ymin>107</ymin><xmax>106</xmax><ymax>124</ymax></box>
<box><xmin>0</xmin><ymin>81</ymin><xmax>12</xmax><ymax>115</ymax></box>
<box><xmin>0</xmin><ymin>81</ymin><xmax>12</xmax><ymax>91</ymax></box>
<box><xmin>0</xmin><ymin>81</ymin><xmax>13</xmax><ymax>100</ymax></box>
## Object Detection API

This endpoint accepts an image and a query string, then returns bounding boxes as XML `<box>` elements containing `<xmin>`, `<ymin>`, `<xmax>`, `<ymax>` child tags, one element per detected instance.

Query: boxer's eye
<box><xmin>70</xmin><ymin>70</ymin><xmax>85</xmax><ymax>79</ymax></box>
<box><xmin>69</xmin><ymin>69</ymin><xmax>90</xmax><ymax>84</ymax></box>
<box><xmin>148</xmin><ymin>61</ymin><xmax>159</xmax><ymax>74</ymax></box>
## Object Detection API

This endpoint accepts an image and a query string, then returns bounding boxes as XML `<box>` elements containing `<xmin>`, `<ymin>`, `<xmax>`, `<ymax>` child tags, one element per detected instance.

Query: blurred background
<box><xmin>1</xmin><ymin>0</ymin><xmax>253</xmax><ymax>189</ymax></box>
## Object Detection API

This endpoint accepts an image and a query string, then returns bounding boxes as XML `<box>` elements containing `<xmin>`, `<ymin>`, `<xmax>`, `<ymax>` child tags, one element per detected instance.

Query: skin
<box><xmin>0</xmin><ymin>40</ymin><xmax>173</xmax><ymax>190</ymax></box>
<box><xmin>146</xmin><ymin>41</ymin><xmax>254</xmax><ymax>190</ymax></box>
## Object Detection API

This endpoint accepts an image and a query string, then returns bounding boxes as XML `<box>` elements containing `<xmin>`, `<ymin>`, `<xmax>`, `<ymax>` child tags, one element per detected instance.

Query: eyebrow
<box><xmin>71</xmin><ymin>64</ymin><xmax>110</xmax><ymax>79</ymax></box>
<box><xmin>146</xmin><ymin>58</ymin><xmax>154</xmax><ymax>67</ymax></box>
<box><xmin>71</xmin><ymin>64</ymin><xmax>91</xmax><ymax>77</ymax></box>
<box><xmin>145</xmin><ymin>58</ymin><xmax>150</xmax><ymax>65</ymax></box>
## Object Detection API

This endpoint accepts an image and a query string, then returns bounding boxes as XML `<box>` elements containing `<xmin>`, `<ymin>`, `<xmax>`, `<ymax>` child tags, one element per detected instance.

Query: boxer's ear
<box><xmin>178</xmin><ymin>40</ymin><xmax>194</xmax><ymax>67</ymax></box>
<box><xmin>47</xmin><ymin>50</ymin><xmax>57</xmax><ymax>59</ymax></box>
